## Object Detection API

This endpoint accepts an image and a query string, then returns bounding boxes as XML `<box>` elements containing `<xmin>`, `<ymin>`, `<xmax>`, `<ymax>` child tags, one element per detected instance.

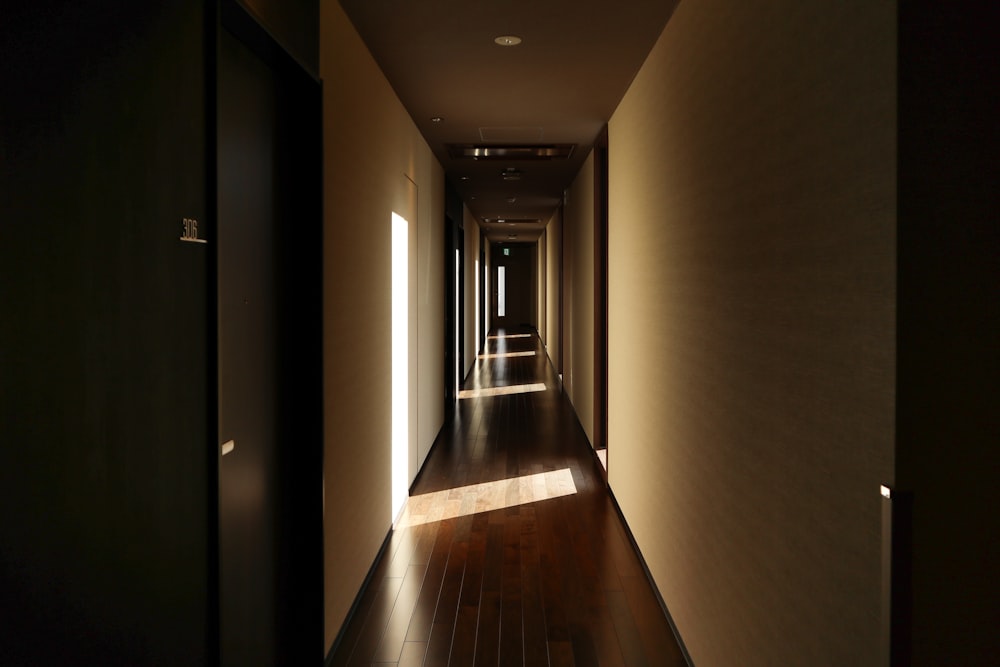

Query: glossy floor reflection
<box><xmin>328</xmin><ymin>328</ymin><xmax>687</xmax><ymax>666</ymax></box>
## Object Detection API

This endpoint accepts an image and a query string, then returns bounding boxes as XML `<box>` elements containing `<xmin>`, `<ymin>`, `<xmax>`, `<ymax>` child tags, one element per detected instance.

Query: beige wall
<box><xmin>607</xmin><ymin>1</ymin><xmax>896</xmax><ymax>665</ymax></box>
<box><xmin>320</xmin><ymin>2</ymin><xmax>445</xmax><ymax>651</ymax></box>
<box><xmin>563</xmin><ymin>154</ymin><xmax>596</xmax><ymax>445</ymax></box>
<box><xmin>462</xmin><ymin>206</ymin><xmax>481</xmax><ymax>377</ymax></box>
<box><xmin>416</xmin><ymin>174</ymin><xmax>445</xmax><ymax>466</ymax></box>
<box><xmin>544</xmin><ymin>209</ymin><xmax>562</xmax><ymax>372</ymax></box>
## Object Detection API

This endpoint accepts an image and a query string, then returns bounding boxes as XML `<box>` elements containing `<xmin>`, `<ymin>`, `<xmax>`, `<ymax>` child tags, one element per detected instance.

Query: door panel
<box><xmin>218</xmin><ymin>29</ymin><xmax>277</xmax><ymax>667</ymax></box>
<box><xmin>216</xmin><ymin>5</ymin><xmax>323</xmax><ymax>663</ymax></box>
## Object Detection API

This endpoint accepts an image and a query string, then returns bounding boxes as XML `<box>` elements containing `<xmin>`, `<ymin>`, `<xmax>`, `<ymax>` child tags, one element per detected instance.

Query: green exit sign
<box><xmin>503</xmin><ymin>248</ymin><xmax>510</xmax><ymax>256</ymax></box>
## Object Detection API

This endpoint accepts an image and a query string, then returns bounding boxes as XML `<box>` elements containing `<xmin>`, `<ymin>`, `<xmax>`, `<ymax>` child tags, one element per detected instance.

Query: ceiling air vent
<box><xmin>447</xmin><ymin>144</ymin><xmax>576</xmax><ymax>160</ymax></box>
<box><xmin>484</xmin><ymin>218</ymin><xmax>540</xmax><ymax>225</ymax></box>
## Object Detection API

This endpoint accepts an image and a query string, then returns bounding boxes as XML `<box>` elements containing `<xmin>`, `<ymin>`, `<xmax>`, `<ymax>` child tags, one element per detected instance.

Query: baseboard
<box><xmin>607</xmin><ymin>488</ymin><xmax>696</xmax><ymax>667</ymax></box>
<box><xmin>324</xmin><ymin>527</ymin><xmax>393</xmax><ymax>666</ymax></box>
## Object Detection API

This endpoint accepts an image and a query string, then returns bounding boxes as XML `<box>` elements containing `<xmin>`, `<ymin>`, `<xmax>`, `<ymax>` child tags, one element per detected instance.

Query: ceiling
<box><xmin>337</xmin><ymin>0</ymin><xmax>679</xmax><ymax>242</ymax></box>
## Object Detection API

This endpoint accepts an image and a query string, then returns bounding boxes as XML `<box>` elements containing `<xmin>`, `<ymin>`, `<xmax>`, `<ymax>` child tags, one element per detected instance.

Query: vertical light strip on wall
<box><xmin>391</xmin><ymin>212</ymin><xmax>408</xmax><ymax>523</ymax></box>
<box><xmin>474</xmin><ymin>259</ymin><xmax>480</xmax><ymax>354</ymax></box>
<box><xmin>455</xmin><ymin>249</ymin><xmax>460</xmax><ymax>393</ymax></box>
<box><xmin>498</xmin><ymin>266</ymin><xmax>506</xmax><ymax>318</ymax></box>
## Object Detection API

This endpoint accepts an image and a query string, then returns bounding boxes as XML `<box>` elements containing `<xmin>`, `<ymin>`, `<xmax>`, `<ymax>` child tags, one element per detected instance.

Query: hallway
<box><xmin>329</xmin><ymin>330</ymin><xmax>686</xmax><ymax>666</ymax></box>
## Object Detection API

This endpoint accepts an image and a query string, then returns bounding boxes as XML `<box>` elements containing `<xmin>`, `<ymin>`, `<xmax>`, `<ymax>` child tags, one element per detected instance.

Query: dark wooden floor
<box><xmin>328</xmin><ymin>329</ymin><xmax>687</xmax><ymax>666</ymax></box>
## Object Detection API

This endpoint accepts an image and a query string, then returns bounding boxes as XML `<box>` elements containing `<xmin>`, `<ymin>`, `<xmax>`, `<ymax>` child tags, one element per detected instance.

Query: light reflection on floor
<box><xmin>487</xmin><ymin>333</ymin><xmax>533</xmax><ymax>340</ymax></box>
<box><xmin>477</xmin><ymin>351</ymin><xmax>536</xmax><ymax>359</ymax></box>
<box><xmin>458</xmin><ymin>382</ymin><xmax>547</xmax><ymax>399</ymax></box>
<box><xmin>396</xmin><ymin>468</ymin><xmax>578</xmax><ymax>528</ymax></box>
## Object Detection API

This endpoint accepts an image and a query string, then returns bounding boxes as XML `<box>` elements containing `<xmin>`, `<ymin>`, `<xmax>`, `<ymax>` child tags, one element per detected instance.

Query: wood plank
<box><xmin>498</xmin><ymin>509</ymin><xmax>523</xmax><ymax>667</ymax></box>
<box><xmin>449</xmin><ymin>512</ymin><xmax>489</xmax><ymax>664</ymax></box>
<box><xmin>473</xmin><ymin>522</ymin><xmax>504</xmax><ymax>666</ymax></box>
<box><xmin>373</xmin><ymin>565</ymin><xmax>426</xmax><ymax>663</ymax></box>
<box><xmin>326</xmin><ymin>584</ymin><xmax>378</xmax><ymax>667</ymax></box>
<box><xmin>606</xmin><ymin>589</ymin><xmax>647</xmax><ymax>667</ymax></box>
<box><xmin>424</xmin><ymin>516</ymin><xmax>470</xmax><ymax>664</ymax></box>
<box><xmin>404</xmin><ymin>520</ymin><xmax>454</xmax><ymax>644</ymax></box>
<box><xmin>346</xmin><ymin>577</ymin><xmax>404</xmax><ymax>667</ymax></box>
<box><xmin>397</xmin><ymin>641</ymin><xmax>426</xmax><ymax>667</ymax></box>
<box><xmin>520</xmin><ymin>505</ymin><xmax>549</xmax><ymax>666</ymax></box>
<box><xmin>536</xmin><ymin>500</ymin><xmax>571</xmax><ymax>646</ymax></box>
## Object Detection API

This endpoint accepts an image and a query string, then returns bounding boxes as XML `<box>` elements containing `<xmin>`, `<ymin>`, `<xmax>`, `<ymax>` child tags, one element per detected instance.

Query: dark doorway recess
<box><xmin>480</xmin><ymin>231</ymin><xmax>488</xmax><ymax>351</ymax></box>
<box><xmin>216</xmin><ymin>3</ymin><xmax>323</xmax><ymax>665</ymax></box>
<box><xmin>594</xmin><ymin>126</ymin><xmax>609</xmax><ymax>471</ymax></box>
<box><xmin>444</xmin><ymin>183</ymin><xmax>464</xmax><ymax>403</ymax></box>
<box><xmin>444</xmin><ymin>214</ymin><xmax>464</xmax><ymax>403</ymax></box>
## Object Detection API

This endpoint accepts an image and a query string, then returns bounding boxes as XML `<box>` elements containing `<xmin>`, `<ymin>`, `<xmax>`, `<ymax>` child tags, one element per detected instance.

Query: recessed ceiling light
<box><xmin>494</xmin><ymin>35</ymin><xmax>522</xmax><ymax>47</ymax></box>
<box><xmin>459</xmin><ymin>176</ymin><xmax>470</xmax><ymax>181</ymax></box>
<box><xmin>506</xmin><ymin>197</ymin><xmax>517</xmax><ymax>204</ymax></box>
<box><xmin>431</xmin><ymin>117</ymin><xmax>443</xmax><ymax>123</ymax></box>
<box><xmin>483</xmin><ymin>217</ymin><xmax>540</xmax><ymax>225</ymax></box>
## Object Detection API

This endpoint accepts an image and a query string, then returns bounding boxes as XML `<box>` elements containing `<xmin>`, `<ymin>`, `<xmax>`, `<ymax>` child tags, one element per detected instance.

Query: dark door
<box><xmin>218</xmin><ymin>29</ymin><xmax>278</xmax><ymax>666</ymax></box>
<box><xmin>217</xmin><ymin>10</ymin><xmax>322</xmax><ymax>665</ymax></box>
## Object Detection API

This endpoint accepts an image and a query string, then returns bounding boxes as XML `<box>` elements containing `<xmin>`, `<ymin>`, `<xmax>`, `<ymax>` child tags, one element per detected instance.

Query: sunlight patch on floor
<box><xmin>458</xmin><ymin>382</ymin><xmax>547</xmax><ymax>399</ymax></box>
<box><xmin>396</xmin><ymin>468</ymin><xmax>578</xmax><ymax>528</ymax></box>
<box><xmin>487</xmin><ymin>333</ymin><xmax>532</xmax><ymax>340</ymax></box>
<box><xmin>478</xmin><ymin>351</ymin><xmax>536</xmax><ymax>359</ymax></box>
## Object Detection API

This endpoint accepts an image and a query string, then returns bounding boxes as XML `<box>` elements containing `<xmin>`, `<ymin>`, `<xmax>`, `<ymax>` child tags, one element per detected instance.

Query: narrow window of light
<box><xmin>474</xmin><ymin>259</ymin><xmax>480</xmax><ymax>354</ymax></box>
<box><xmin>498</xmin><ymin>266</ymin><xmax>506</xmax><ymax>318</ymax></box>
<box><xmin>391</xmin><ymin>213</ymin><xmax>409</xmax><ymax>523</ymax></box>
